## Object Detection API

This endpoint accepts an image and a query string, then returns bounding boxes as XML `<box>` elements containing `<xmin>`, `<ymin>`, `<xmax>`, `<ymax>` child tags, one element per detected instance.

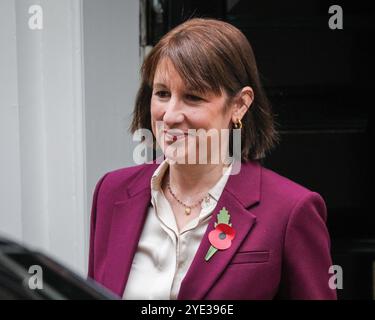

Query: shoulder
<box><xmin>236</xmin><ymin>160</ymin><xmax>328</xmax><ymax>224</ymax></box>
<box><xmin>258</xmin><ymin>163</ymin><xmax>327</xmax><ymax>221</ymax></box>
<box><xmin>260</xmin><ymin>164</ymin><xmax>315</xmax><ymax>200</ymax></box>
<box><xmin>101</xmin><ymin>162</ymin><xmax>154</xmax><ymax>186</ymax></box>
<box><xmin>93</xmin><ymin>162</ymin><xmax>158</xmax><ymax>204</ymax></box>
<box><xmin>239</xmin><ymin>160</ymin><xmax>319</xmax><ymax>201</ymax></box>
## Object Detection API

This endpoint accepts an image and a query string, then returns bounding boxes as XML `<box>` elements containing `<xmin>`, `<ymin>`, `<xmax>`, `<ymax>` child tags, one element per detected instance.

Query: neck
<box><xmin>164</xmin><ymin>160</ymin><xmax>231</xmax><ymax>201</ymax></box>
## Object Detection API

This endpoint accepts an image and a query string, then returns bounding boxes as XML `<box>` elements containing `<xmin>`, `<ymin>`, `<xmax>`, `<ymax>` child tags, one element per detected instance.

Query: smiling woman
<box><xmin>131</xmin><ymin>18</ymin><xmax>278</xmax><ymax>163</ymax></box>
<box><xmin>88</xmin><ymin>18</ymin><xmax>337</xmax><ymax>300</ymax></box>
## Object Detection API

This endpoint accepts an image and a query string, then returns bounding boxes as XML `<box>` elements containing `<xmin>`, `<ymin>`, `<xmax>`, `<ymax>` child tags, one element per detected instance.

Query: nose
<box><xmin>162</xmin><ymin>97</ymin><xmax>184</xmax><ymax>127</ymax></box>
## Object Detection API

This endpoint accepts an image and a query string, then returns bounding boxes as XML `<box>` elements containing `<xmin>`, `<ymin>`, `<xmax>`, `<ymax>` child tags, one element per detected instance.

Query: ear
<box><xmin>231</xmin><ymin>86</ymin><xmax>254</xmax><ymax>123</ymax></box>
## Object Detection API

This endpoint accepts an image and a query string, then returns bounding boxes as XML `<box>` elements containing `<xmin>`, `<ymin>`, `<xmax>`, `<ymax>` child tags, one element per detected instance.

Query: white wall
<box><xmin>13</xmin><ymin>0</ymin><xmax>87</xmax><ymax>274</ymax></box>
<box><xmin>0</xmin><ymin>0</ymin><xmax>23</xmax><ymax>243</ymax></box>
<box><xmin>82</xmin><ymin>0</ymin><xmax>140</xmax><ymax>270</ymax></box>
<box><xmin>0</xmin><ymin>0</ymin><xmax>139</xmax><ymax>277</ymax></box>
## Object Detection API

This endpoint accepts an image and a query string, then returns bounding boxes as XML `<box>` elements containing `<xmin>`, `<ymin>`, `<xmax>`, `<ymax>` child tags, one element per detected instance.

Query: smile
<box><xmin>164</xmin><ymin>132</ymin><xmax>188</xmax><ymax>142</ymax></box>
<box><xmin>162</xmin><ymin>129</ymin><xmax>192</xmax><ymax>141</ymax></box>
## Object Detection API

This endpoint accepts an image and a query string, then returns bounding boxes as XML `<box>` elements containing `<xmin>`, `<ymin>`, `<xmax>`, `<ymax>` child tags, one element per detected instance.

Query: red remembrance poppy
<box><xmin>208</xmin><ymin>223</ymin><xmax>236</xmax><ymax>250</ymax></box>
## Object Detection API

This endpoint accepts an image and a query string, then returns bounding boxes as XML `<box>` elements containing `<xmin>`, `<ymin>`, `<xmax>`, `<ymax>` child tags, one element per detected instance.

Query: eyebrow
<box><xmin>153</xmin><ymin>82</ymin><xmax>204</xmax><ymax>94</ymax></box>
<box><xmin>153</xmin><ymin>82</ymin><xmax>168</xmax><ymax>89</ymax></box>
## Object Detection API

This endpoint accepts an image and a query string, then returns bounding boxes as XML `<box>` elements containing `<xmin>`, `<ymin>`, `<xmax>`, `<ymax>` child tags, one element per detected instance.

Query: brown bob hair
<box><xmin>130</xmin><ymin>18</ymin><xmax>279</xmax><ymax>162</ymax></box>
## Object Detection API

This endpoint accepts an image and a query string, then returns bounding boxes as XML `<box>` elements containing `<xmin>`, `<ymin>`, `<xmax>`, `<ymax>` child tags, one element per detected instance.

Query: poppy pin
<box><xmin>205</xmin><ymin>207</ymin><xmax>236</xmax><ymax>261</ymax></box>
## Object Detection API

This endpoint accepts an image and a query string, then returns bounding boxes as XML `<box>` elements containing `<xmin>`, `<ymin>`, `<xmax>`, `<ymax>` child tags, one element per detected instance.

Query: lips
<box><xmin>163</xmin><ymin>129</ymin><xmax>189</xmax><ymax>142</ymax></box>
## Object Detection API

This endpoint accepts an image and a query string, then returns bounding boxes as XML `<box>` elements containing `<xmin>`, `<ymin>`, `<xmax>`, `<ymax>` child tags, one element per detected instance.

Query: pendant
<box><xmin>185</xmin><ymin>207</ymin><xmax>191</xmax><ymax>215</ymax></box>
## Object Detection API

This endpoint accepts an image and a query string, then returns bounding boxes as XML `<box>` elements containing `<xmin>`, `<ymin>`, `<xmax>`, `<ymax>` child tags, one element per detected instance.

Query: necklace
<box><xmin>167</xmin><ymin>181</ymin><xmax>210</xmax><ymax>215</ymax></box>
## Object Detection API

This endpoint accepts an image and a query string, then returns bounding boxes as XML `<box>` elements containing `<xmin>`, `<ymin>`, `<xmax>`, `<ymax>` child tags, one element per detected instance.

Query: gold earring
<box><xmin>233</xmin><ymin>118</ymin><xmax>243</xmax><ymax>129</ymax></box>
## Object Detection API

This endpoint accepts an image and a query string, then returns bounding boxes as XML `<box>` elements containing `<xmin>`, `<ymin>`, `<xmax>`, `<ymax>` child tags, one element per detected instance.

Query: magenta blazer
<box><xmin>88</xmin><ymin>159</ymin><xmax>337</xmax><ymax>300</ymax></box>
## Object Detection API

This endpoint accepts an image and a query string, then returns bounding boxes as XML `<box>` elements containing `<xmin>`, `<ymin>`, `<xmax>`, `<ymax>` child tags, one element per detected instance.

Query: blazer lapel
<box><xmin>102</xmin><ymin>163</ymin><xmax>158</xmax><ymax>297</ymax></box>
<box><xmin>177</xmin><ymin>160</ymin><xmax>262</xmax><ymax>300</ymax></box>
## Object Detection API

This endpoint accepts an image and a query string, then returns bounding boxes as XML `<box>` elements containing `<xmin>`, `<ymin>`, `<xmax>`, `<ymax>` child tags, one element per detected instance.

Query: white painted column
<box><xmin>15</xmin><ymin>0</ymin><xmax>87</xmax><ymax>275</ymax></box>
<box><xmin>0</xmin><ymin>0</ymin><xmax>23</xmax><ymax>243</ymax></box>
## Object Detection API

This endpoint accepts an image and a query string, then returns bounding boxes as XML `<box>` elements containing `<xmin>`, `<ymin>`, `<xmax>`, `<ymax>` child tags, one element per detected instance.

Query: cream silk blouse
<box><xmin>122</xmin><ymin>159</ymin><xmax>233</xmax><ymax>300</ymax></box>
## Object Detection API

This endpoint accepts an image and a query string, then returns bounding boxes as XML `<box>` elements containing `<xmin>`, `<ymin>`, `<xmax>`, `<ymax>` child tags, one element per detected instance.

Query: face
<box><xmin>150</xmin><ymin>58</ymin><xmax>234</xmax><ymax>165</ymax></box>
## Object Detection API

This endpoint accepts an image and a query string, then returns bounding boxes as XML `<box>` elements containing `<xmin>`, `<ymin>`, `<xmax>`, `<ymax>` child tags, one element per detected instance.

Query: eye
<box><xmin>185</xmin><ymin>94</ymin><xmax>203</xmax><ymax>102</ymax></box>
<box><xmin>154</xmin><ymin>91</ymin><xmax>170</xmax><ymax>98</ymax></box>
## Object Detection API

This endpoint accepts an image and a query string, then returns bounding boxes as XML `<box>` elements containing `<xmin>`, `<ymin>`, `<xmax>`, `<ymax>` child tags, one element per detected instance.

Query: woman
<box><xmin>88</xmin><ymin>18</ymin><xmax>337</xmax><ymax>300</ymax></box>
